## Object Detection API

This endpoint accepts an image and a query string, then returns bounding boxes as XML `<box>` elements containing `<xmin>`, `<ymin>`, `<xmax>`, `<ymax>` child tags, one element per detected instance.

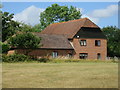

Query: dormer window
<box><xmin>95</xmin><ymin>40</ymin><xmax>101</xmax><ymax>46</ymax></box>
<box><xmin>80</xmin><ymin>40</ymin><xmax>87</xmax><ymax>46</ymax></box>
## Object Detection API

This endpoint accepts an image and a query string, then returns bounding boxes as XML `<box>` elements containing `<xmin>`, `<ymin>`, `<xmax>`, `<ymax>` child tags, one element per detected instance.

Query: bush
<box><xmin>48</xmin><ymin>58</ymin><xmax>117</xmax><ymax>63</ymax></box>
<box><xmin>2</xmin><ymin>54</ymin><xmax>32</xmax><ymax>63</ymax></box>
<box><xmin>37</xmin><ymin>58</ymin><xmax>49</xmax><ymax>63</ymax></box>
<box><xmin>2</xmin><ymin>43</ymin><xmax>10</xmax><ymax>53</ymax></box>
<box><xmin>0</xmin><ymin>42</ymin><xmax>10</xmax><ymax>53</ymax></box>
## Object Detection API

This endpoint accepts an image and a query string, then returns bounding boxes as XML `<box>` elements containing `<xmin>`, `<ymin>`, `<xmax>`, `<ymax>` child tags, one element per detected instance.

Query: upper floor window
<box><xmin>80</xmin><ymin>40</ymin><xmax>87</xmax><ymax>46</ymax></box>
<box><xmin>52</xmin><ymin>51</ymin><xmax>58</xmax><ymax>58</ymax></box>
<box><xmin>95</xmin><ymin>40</ymin><xmax>101</xmax><ymax>46</ymax></box>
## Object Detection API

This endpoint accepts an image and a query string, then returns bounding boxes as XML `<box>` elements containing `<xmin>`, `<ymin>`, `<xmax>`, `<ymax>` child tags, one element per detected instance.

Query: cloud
<box><xmin>89</xmin><ymin>5</ymin><xmax>118</xmax><ymax>18</ymax></box>
<box><xmin>13</xmin><ymin>5</ymin><xmax>44</xmax><ymax>26</ymax></box>
<box><xmin>82</xmin><ymin>14</ymin><xmax>99</xmax><ymax>24</ymax></box>
<box><xmin>82</xmin><ymin>4</ymin><xmax>118</xmax><ymax>24</ymax></box>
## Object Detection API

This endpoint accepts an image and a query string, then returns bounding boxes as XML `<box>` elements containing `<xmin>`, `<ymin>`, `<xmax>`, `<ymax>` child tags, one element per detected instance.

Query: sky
<box><xmin>2</xmin><ymin>2</ymin><xmax>118</xmax><ymax>28</ymax></box>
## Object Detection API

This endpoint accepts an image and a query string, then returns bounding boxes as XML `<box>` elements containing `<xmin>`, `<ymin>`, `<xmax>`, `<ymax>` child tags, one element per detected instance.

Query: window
<box><xmin>80</xmin><ymin>40</ymin><xmax>87</xmax><ymax>46</ymax></box>
<box><xmin>68</xmin><ymin>53</ymin><xmax>72</xmax><ymax>58</ymax></box>
<box><xmin>97</xmin><ymin>53</ymin><xmax>101</xmax><ymax>60</ymax></box>
<box><xmin>79</xmin><ymin>53</ymin><xmax>88</xmax><ymax>59</ymax></box>
<box><xmin>95</xmin><ymin>40</ymin><xmax>101</xmax><ymax>46</ymax></box>
<box><xmin>52</xmin><ymin>51</ymin><xmax>58</xmax><ymax>58</ymax></box>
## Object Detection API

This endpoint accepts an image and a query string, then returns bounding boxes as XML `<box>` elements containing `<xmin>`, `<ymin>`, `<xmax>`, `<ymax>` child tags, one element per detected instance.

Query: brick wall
<box><xmin>14</xmin><ymin>38</ymin><xmax>107</xmax><ymax>60</ymax></box>
<box><xmin>16</xmin><ymin>49</ymin><xmax>74</xmax><ymax>59</ymax></box>
<box><xmin>72</xmin><ymin>38</ymin><xmax>107</xmax><ymax>60</ymax></box>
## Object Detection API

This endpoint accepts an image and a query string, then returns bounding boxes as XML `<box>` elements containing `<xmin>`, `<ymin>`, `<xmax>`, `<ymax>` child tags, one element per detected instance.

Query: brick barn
<box><xmin>13</xmin><ymin>18</ymin><xmax>107</xmax><ymax>60</ymax></box>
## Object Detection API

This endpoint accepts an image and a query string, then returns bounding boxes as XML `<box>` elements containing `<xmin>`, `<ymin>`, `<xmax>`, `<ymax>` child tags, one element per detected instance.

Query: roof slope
<box><xmin>41</xmin><ymin>18</ymin><xmax>99</xmax><ymax>39</ymax></box>
<box><xmin>33</xmin><ymin>33</ymin><xmax>73</xmax><ymax>49</ymax></box>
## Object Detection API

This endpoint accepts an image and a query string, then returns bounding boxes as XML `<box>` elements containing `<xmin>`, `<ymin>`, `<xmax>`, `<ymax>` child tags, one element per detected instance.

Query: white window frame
<box><xmin>52</xmin><ymin>51</ymin><xmax>58</xmax><ymax>58</ymax></box>
<box><xmin>80</xmin><ymin>40</ymin><xmax>87</xmax><ymax>46</ymax></box>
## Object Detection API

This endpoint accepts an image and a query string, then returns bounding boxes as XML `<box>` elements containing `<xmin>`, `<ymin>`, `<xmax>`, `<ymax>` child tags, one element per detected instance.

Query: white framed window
<box><xmin>80</xmin><ymin>40</ymin><xmax>87</xmax><ymax>46</ymax></box>
<box><xmin>52</xmin><ymin>51</ymin><xmax>58</xmax><ymax>58</ymax></box>
<box><xmin>79</xmin><ymin>53</ymin><xmax>88</xmax><ymax>59</ymax></box>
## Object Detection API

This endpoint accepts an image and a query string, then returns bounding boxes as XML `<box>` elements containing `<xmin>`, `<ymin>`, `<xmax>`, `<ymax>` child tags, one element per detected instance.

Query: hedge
<box><xmin>2</xmin><ymin>54</ymin><xmax>32</xmax><ymax>63</ymax></box>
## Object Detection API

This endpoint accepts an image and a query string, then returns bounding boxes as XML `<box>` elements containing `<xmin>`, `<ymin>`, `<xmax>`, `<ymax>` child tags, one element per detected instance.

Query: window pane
<box><xmin>79</xmin><ymin>53</ymin><xmax>88</xmax><ymax>59</ymax></box>
<box><xmin>80</xmin><ymin>40</ymin><xmax>86</xmax><ymax>46</ymax></box>
<box><xmin>52</xmin><ymin>52</ymin><xmax>58</xmax><ymax>58</ymax></box>
<box><xmin>95</xmin><ymin>40</ymin><xmax>101</xmax><ymax>46</ymax></box>
<box><xmin>98</xmin><ymin>41</ymin><xmax>100</xmax><ymax>46</ymax></box>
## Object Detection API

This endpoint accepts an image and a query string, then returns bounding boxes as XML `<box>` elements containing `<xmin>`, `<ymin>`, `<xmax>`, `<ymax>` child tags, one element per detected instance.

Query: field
<box><xmin>2</xmin><ymin>62</ymin><xmax>118</xmax><ymax>88</ymax></box>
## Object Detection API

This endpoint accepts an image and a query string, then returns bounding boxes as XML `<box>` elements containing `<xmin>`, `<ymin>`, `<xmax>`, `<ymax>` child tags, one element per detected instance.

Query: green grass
<box><xmin>2</xmin><ymin>62</ymin><xmax>118</xmax><ymax>88</ymax></box>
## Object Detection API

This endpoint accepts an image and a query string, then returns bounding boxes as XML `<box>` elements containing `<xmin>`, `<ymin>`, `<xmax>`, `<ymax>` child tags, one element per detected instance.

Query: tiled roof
<box><xmin>41</xmin><ymin>18</ymin><xmax>99</xmax><ymax>39</ymax></box>
<box><xmin>33</xmin><ymin>33</ymin><xmax>73</xmax><ymax>49</ymax></box>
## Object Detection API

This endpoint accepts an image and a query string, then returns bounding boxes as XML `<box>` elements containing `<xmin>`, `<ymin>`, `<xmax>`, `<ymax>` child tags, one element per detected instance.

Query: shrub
<box><xmin>2</xmin><ymin>54</ymin><xmax>32</xmax><ymax>63</ymax></box>
<box><xmin>37</xmin><ymin>58</ymin><xmax>49</xmax><ymax>63</ymax></box>
<box><xmin>2</xmin><ymin>43</ymin><xmax>10</xmax><ymax>53</ymax></box>
<box><xmin>0</xmin><ymin>42</ymin><xmax>10</xmax><ymax>53</ymax></box>
<box><xmin>48</xmin><ymin>58</ymin><xmax>117</xmax><ymax>63</ymax></box>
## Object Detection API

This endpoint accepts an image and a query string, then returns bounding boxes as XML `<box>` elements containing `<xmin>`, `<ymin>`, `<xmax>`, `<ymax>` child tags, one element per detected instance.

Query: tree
<box><xmin>18</xmin><ymin>23</ymin><xmax>34</xmax><ymax>32</ymax></box>
<box><xmin>0</xmin><ymin>42</ymin><xmax>10</xmax><ymax>53</ymax></box>
<box><xmin>40</xmin><ymin>4</ymin><xmax>82</xmax><ymax>29</ymax></box>
<box><xmin>102</xmin><ymin>26</ymin><xmax>120</xmax><ymax>57</ymax></box>
<box><xmin>2</xmin><ymin>11</ymin><xmax>20</xmax><ymax>42</ymax></box>
<box><xmin>8</xmin><ymin>32</ymin><xmax>41</xmax><ymax>55</ymax></box>
<box><xmin>32</xmin><ymin>24</ymin><xmax>42</xmax><ymax>32</ymax></box>
<box><xmin>17</xmin><ymin>23</ymin><xmax>42</xmax><ymax>32</ymax></box>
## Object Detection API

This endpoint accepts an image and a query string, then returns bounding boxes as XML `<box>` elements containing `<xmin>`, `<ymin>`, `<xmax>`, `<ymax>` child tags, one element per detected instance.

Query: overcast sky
<box><xmin>2</xmin><ymin>2</ymin><xmax>118</xmax><ymax>28</ymax></box>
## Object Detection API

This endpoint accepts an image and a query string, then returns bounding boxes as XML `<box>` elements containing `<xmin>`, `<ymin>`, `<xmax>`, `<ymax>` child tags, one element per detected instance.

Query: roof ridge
<box><xmin>50</xmin><ymin>18</ymin><xmax>87</xmax><ymax>26</ymax></box>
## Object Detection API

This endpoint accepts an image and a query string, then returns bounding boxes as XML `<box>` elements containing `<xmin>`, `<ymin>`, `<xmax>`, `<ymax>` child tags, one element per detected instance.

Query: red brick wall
<box><xmin>16</xmin><ymin>49</ymin><xmax>74</xmax><ymax>58</ymax></box>
<box><xmin>72</xmin><ymin>38</ymin><xmax>107</xmax><ymax>60</ymax></box>
<box><xmin>15</xmin><ymin>38</ymin><xmax>107</xmax><ymax>60</ymax></box>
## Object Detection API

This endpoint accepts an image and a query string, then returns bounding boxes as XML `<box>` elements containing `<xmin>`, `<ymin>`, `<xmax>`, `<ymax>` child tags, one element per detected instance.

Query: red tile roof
<box><xmin>41</xmin><ymin>18</ymin><xmax>99</xmax><ymax>39</ymax></box>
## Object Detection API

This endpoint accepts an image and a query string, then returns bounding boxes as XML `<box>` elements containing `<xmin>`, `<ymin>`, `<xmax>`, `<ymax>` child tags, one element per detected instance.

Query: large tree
<box><xmin>8</xmin><ymin>32</ymin><xmax>41</xmax><ymax>49</ymax></box>
<box><xmin>17</xmin><ymin>23</ymin><xmax>42</xmax><ymax>32</ymax></box>
<box><xmin>40</xmin><ymin>4</ymin><xmax>82</xmax><ymax>29</ymax></box>
<box><xmin>8</xmin><ymin>32</ymin><xmax>41</xmax><ymax>55</ymax></box>
<box><xmin>102</xmin><ymin>26</ymin><xmax>120</xmax><ymax>57</ymax></box>
<box><xmin>2</xmin><ymin>11</ymin><xmax>20</xmax><ymax>42</ymax></box>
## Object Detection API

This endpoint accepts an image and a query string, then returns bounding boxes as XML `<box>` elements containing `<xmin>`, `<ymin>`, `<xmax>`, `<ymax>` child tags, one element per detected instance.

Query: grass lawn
<box><xmin>2</xmin><ymin>62</ymin><xmax>118</xmax><ymax>88</ymax></box>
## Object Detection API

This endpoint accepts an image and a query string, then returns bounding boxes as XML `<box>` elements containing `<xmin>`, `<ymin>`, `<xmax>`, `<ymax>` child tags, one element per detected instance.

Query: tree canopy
<box><xmin>18</xmin><ymin>23</ymin><xmax>42</xmax><ymax>32</ymax></box>
<box><xmin>8</xmin><ymin>32</ymin><xmax>41</xmax><ymax>49</ymax></box>
<box><xmin>0</xmin><ymin>41</ymin><xmax>9</xmax><ymax>53</ymax></box>
<box><xmin>102</xmin><ymin>26</ymin><xmax>120</xmax><ymax>57</ymax></box>
<box><xmin>2</xmin><ymin>11</ymin><xmax>20</xmax><ymax>42</ymax></box>
<box><xmin>40</xmin><ymin>4</ymin><xmax>82</xmax><ymax>29</ymax></box>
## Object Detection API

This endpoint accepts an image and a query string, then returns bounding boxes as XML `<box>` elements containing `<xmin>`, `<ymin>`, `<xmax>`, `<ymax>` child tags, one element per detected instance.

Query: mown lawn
<box><xmin>2</xmin><ymin>62</ymin><xmax>118</xmax><ymax>88</ymax></box>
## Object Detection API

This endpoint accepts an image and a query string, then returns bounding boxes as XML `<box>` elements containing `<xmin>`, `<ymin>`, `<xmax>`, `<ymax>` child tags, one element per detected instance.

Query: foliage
<box><xmin>32</xmin><ymin>24</ymin><xmax>42</xmax><ymax>32</ymax></box>
<box><xmin>8</xmin><ymin>32</ymin><xmax>41</xmax><ymax>49</ymax></box>
<box><xmin>2</xmin><ymin>11</ymin><xmax>20</xmax><ymax>42</ymax></box>
<box><xmin>37</xmin><ymin>58</ymin><xmax>49</xmax><ymax>63</ymax></box>
<box><xmin>2</xmin><ymin>54</ymin><xmax>31</xmax><ymax>63</ymax></box>
<box><xmin>102</xmin><ymin>26</ymin><xmax>120</xmax><ymax>57</ymax></box>
<box><xmin>18</xmin><ymin>23</ymin><xmax>33</xmax><ymax>32</ymax></box>
<box><xmin>40</xmin><ymin>4</ymin><xmax>82</xmax><ymax>29</ymax></box>
<box><xmin>0</xmin><ymin>42</ymin><xmax>10</xmax><ymax>53</ymax></box>
<box><xmin>48</xmin><ymin>58</ymin><xmax>118</xmax><ymax>63</ymax></box>
<box><xmin>18</xmin><ymin>23</ymin><xmax>42</xmax><ymax>32</ymax></box>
